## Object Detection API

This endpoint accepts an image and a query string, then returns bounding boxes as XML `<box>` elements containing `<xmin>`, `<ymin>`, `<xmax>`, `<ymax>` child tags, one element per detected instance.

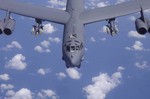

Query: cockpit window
<box><xmin>66</xmin><ymin>46</ymin><xmax>75</xmax><ymax>52</ymax></box>
<box><xmin>65</xmin><ymin>40</ymin><xmax>83</xmax><ymax>52</ymax></box>
<box><xmin>76</xmin><ymin>46</ymin><xmax>80</xmax><ymax>50</ymax></box>
<box><xmin>67</xmin><ymin>46</ymin><xmax>70</xmax><ymax>51</ymax></box>
<box><xmin>66</xmin><ymin>44</ymin><xmax>83</xmax><ymax>52</ymax></box>
<box><xmin>70</xmin><ymin>46</ymin><xmax>75</xmax><ymax>52</ymax></box>
<box><xmin>71</xmin><ymin>46</ymin><xmax>75</xmax><ymax>50</ymax></box>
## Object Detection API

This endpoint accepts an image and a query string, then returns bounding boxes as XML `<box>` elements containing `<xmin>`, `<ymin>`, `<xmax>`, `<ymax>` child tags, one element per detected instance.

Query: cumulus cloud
<box><xmin>2</xmin><ymin>41</ymin><xmax>22</xmax><ymax>51</ymax></box>
<box><xmin>85</xmin><ymin>0</ymin><xmax>109</xmax><ymax>9</ymax></box>
<box><xmin>132</xmin><ymin>41</ymin><xmax>144</xmax><ymax>50</ymax></box>
<box><xmin>66</xmin><ymin>68</ymin><xmax>81</xmax><ymax>80</ymax></box>
<box><xmin>83</xmin><ymin>67</ymin><xmax>124</xmax><ymax>99</ymax></box>
<box><xmin>116</xmin><ymin>0</ymin><xmax>127</xmax><ymax>4</ymax></box>
<box><xmin>41</xmin><ymin>40</ymin><xmax>50</xmax><ymax>48</ymax></box>
<box><xmin>5</xmin><ymin>88</ymin><xmax>32</xmax><ymax>99</ymax></box>
<box><xmin>37</xmin><ymin>68</ymin><xmax>51</xmax><ymax>75</ymax></box>
<box><xmin>34</xmin><ymin>37</ymin><xmax>61</xmax><ymax>53</ymax></box>
<box><xmin>128</xmin><ymin>16</ymin><xmax>136</xmax><ymax>21</ymax></box>
<box><xmin>56</xmin><ymin>72</ymin><xmax>67</xmax><ymax>79</ymax></box>
<box><xmin>135</xmin><ymin>61</ymin><xmax>149</xmax><ymax>69</ymax></box>
<box><xmin>0</xmin><ymin>84</ymin><xmax>14</xmax><ymax>92</ymax></box>
<box><xmin>34</xmin><ymin>46</ymin><xmax>50</xmax><ymax>53</ymax></box>
<box><xmin>125</xmin><ymin>41</ymin><xmax>149</xmax><ymax>51</ymax></box>
<box><xmin>5</xmin><ymin>90</ymin><xmax>15</xmax><ymax>97</ymax></box>
<box><xmin>47</xmin><ymin>0</ymin><xmax>66</xmax><ymax>10</ymax></box>
<box><xmin>0</xmin><ymin>74</ymin><xmax>10</xmax><ymax>81</ymax></box>
<box><xmin>145</xmin><ymin>9</ymin><xmax>150</xmax><ymax>15</ymax></box>
<box><xmin>34</xmin><ymin>46</ymin><xmax>43</xmax><ymax>52</ymax></box>
<box><xmin>90</xmin><ymin>37</ymin><xmax>96</xmax><ymax>42</ymax></box>
<box><xmin>5</xmin><ymin>54</ymin><xmax>27</xmax><ymax>70</ymax></box>
<box><xmin>49</xmin><ymin>37</ymin><xmax>61</xmax><ymax>44</ymax></box>
<box><xmin>117</xmin><ymin>66</ymin><xmax>125</xmax><ymax>71</ymax></box>
<box><xmin>97</xmin><ymin>2</ymin><xmax>109</xmax><ymax>7</ymax></box>
<box><xmin>43</xmin><ymin>23</ymin><xmax>56</xmax><ymax>34</ymax></box>
<box><xmin>37</xmin><ymin>89</ymin><xmax>58</xmax><ymax>99</ymax></box>
<box><xmin>100</xmin><ymin>37</ymin><xmax>107</xmax><ymax>41</ymax></box>
<box><xmin>48</xmin><ymin>0</ymin><xmax>66</xmax><ymax>6</ymax></box>
<box><xmin>101</xmin><ymin>25</ymin><xmax>108</xmax><ymax>33</ymax></box>
<box><xmin>4</xmin><ymin>88</ymin><xmax>58</xmax><ymax>99</ymax></box>
<box><xmin>34</xmin><ymin>40</ymin><xmax>51</xmax><ymax>53</ymax></box>
<box><xmin>128</xmin><ymin>31</ymin><xmax>146</xmax><ymax>39</ymax></box>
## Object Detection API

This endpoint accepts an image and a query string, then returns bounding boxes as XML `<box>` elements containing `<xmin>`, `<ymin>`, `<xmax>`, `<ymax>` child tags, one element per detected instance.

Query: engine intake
<box><xmin>135</xmin><ymin>18</ymin><xmax>148</xmax><ymax>35</ymax></box>
<box><xmin>4</xmin><ymin>19</ymin><xmax>15</xmax><ymax>35</ymax></box>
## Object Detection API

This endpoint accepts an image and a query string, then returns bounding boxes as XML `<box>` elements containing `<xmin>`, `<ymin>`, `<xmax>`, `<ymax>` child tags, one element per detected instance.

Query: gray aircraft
<box><xmin>0</xmin><ymin>0</ymin><xmax>150</xmax><ymax>68</ymax></box>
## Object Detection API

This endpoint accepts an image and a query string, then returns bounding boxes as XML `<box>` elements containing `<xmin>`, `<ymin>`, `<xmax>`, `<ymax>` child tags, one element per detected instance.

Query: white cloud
<box><xmin>5</xmin><ymin>54</ymin><xmax>27</xmax><ymax>70</ymax></box>
<box><xmin>116</xmin><ymin>0</ymin><xmax>127</xmax><ymax>4</ymax></box>
<box><xmin>56</xmin><ymin>72</ymin><xmax>67</xmax><ymax>79</ymax></box>
<box><xmin>37</xmin><ymin>68</ymin><xmax>50</xmax><ymax>75</ymax></box>
<box><xmin>34</xmin><ymin>40</ymin><xmax>51</xmax><ymax>53</ymax></box>
<box><xmin>0</xmin><ymin>84</ymin><xmax>14</xmax><ymax>92</ymax></box>
<box><xmin>0</xmin><ymin>74</ymin><xmax>10</xmax><ymax>81</ymax></box>
<box><xmin>34</xmin><ymin>37</ymin><xmax>61</xmax><ymax>53</ymax></box>
<box><xmin>48</xmin><ymin>0</ymin><xmax>66</xmax><ymax>6</ymax></box>
<box><xmin>4</xmin><ymin>88</ymin><xmax>58</xmax><ymax>99</ymax></box>
<box><xmin>83</xmin><ymin>67</ymin><xmax>124</xmax><ymax>99</ymax></box>
<box><xmin>5</xmin><ymin>90</ymin><xmax>15</xmax><ymax>97</ymax></box>
<box><xmin>47</xmin><ymin>0</ymin><xmax>66</xmax><ymax>10</ymax></box>
<box><xmin>85</xmin><ymin>0</ymin><xmax>109</xmax><ymax>9</ymax></box>
<box><xmin>128</xmin><ymin>31</ymin><xmax>146</xmax><ymax>39</ymax></box>
<box><xmin>5</xmin><ymin>88</ymin><xmax>32</xmax><ymax>99</ymax></box>
<box><xmin>40</xmin><ymin>40</ymin><xmax>50</xmax><ymax>48</ymax></box>
<box><xmin>129</xmin><ymin>16</ymin><xmax>136</xmax><ymax>21</ymax></box>
<box><xmin>131</xmin><ymin>41</ymin><xmax>143</xmax><ymax>50</ymax></box>
<box><xmin>117</xmin><ymin>66</ymin><xmax>125</xmax><ymax>71</ymax></box>
<box><xmin>43</xmin><ymin>23</ymin><xmax>56</xmax><ymax>34</ymax></box>
<box><xmin>125</xmin><ymin>41</ymin><xmax>149</xmax><ymax>51</ymax></box>
<box><xmin>49</xmin><ymin>37</ymin><xmax>61</xmax><ymax>44</ymax></box>
<box><xmin>66</xmin><ymin>68</ymin><xmax>81</xmax><ymax>80</ymax></box>
<box><xmin>125</xmin><ymin>47</ymin><xmax>131</xmax><ymax>50</ymax></box>
<box><xmin>85</xmin><ymin>48</ymin><xmax>88</xmax><ymax>51</ymax></box>
<box><xmin>97</xmin><ymin>2</ymin><xmax>109</xmax><ymax>7</ymax></box>
<box><xmin>135</xmin><ymin>61</ymin><xmax>149</xmax><ymax>69</ymax></box>
<box><xmin>37</xmin><ymin>89</ymin><xmax>57</xmax><ymax>99</ymax></box>
<box><xmin>34</xmin><ymin>46</ymin><xmax>43</xmax><ymax>52</ymax></box>
<box><xmin>34</xmin><ymin>46</ymin><xmax>50</xmax><ymax>53</ymax></box>
<box><xmin>100</xmin><ymin>37</ymin><xmax>107</xmax><ymax>41</ymax></box>
<box><xmin>90</xmin><ymin>37</ymin><xmax>96</xmax><ymax>42</ymax></box>
<box><xmin>101</xmin><ymin>26</ymin><xmax>108</xmax><ymax>33</ymax></box>
<box><xmin>2</xmin><ymin>41</ymin><xmax>22</xmax><ymax>51</ymax></box>
<box><xmin>145</xmin><ymin>9</ymin><xmax>150</xmax><ymax>15</ymax></box>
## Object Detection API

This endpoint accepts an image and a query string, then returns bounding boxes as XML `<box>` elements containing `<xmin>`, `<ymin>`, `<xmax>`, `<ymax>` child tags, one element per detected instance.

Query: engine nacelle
<box><xmin>0</xmin><ymin>20</ymin><xmax>4</xmax><ymax>34</ymax></box>
<box><xmin>145</xmin><ymin>18</ymin><xmax>150</xmax><ymax>33</ymax></box>
<box><xmin>4</xmin><ymin>19</ymin><xmax>15</xmax><ymax>35</ymax></box>
<box><xmin>135</xmin><ymin>18</ymin><xmax>148</xmax><ymax>35</ymax></box>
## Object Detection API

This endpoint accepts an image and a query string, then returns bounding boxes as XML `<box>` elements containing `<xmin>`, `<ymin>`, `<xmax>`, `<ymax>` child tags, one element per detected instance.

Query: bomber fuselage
<box><xmin>62</xmin><ymin>0</ymin><xmax>85</xmax><ymax>68</ymax></box>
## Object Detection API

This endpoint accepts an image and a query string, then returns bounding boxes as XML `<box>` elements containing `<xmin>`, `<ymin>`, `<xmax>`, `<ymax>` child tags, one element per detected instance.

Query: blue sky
<box><xmin>0</xmin><ymin>0</ymin><xmax>150</xmax><ymax>99</ymax></box>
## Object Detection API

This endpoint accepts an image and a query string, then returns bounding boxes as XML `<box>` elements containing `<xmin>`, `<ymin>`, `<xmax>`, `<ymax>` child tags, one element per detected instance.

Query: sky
<box><xmin>0</xmin><ymin>0</ymin><xmax>150</xmax><ymax>99</ymax></box>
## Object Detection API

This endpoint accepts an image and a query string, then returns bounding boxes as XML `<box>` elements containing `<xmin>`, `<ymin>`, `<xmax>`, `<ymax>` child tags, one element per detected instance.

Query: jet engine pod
<box><xmin>4</xmin><ymin>19</ymin><xmax>15</xmax><ymax>35</ymax></box>
<box><xmin>145</xmin><ymin>18</ymin><xmax>150</xmax><ymax>33</ymax></box>
<box><xmin>0</xmin><ymin>20</ymin><xmax>4</xmax><ymax>34</ymax></box>
<box><xmin>135</xmin><ymin>18</ymin><xmax>148</xmax><ymax>35</ymax></box>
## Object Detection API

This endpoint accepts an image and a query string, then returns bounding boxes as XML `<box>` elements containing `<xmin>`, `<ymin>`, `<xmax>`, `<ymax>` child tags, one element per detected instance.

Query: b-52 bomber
<box><xmin>0</xmin><ymin>0</ymin><xmax>150</xmax><ymax>68</ymax></box>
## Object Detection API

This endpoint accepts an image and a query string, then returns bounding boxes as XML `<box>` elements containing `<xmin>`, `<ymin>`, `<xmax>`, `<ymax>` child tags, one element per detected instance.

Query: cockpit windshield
<box><xmin>66</xmin><ymin>43</ymin><xmax>83</xmax><ymax>52</ymax></box>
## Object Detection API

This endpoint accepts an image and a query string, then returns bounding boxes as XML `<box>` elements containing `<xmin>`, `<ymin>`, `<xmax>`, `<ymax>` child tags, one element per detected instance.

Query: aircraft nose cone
<box><xmin>70</xmin><ymin>58</ymin><xmax>78</xmax><ymax>66</ymax></box>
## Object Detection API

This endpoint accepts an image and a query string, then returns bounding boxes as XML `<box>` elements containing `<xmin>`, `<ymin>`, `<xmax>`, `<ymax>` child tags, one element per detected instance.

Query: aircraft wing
<box><xmin>81</xmin><ymin>0</ymin><xmax>150</xmax><ymax>24</ymax></box>
<box><xmin>0</xmin><ymin>0</ymin><xmax>70</xmax><ymax>24</ymax></box>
